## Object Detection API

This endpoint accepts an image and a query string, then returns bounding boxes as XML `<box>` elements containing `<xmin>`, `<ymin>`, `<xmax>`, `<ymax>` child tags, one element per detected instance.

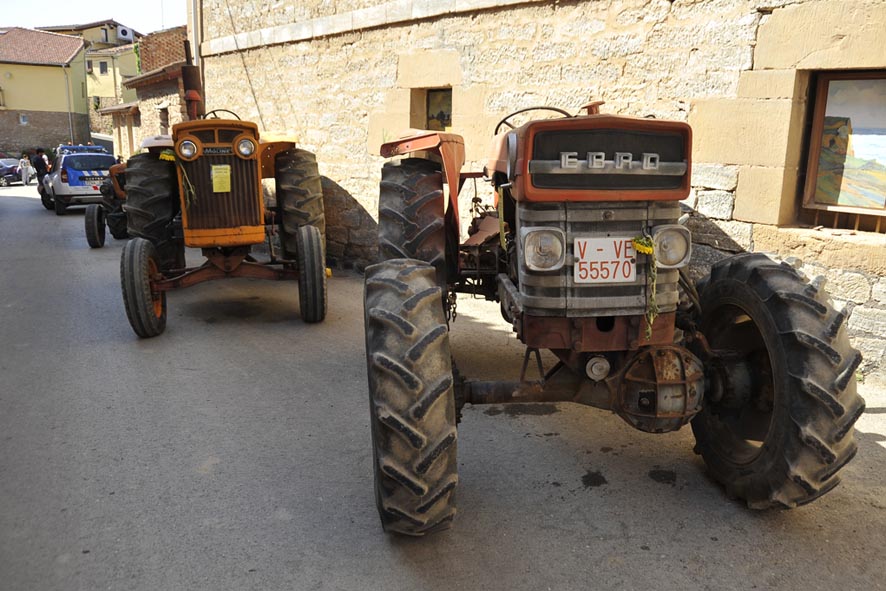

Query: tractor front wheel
<box><xmin>692</xmin><ymin>253</ymin><xmax>864</xmax><ymax>508</ymax></box>
<box><xmin>85</xmin><ymin>204</ymin><xmax>106</xmax><ymax>248</ymax></box>
<box><xmin>296</xmin><ymin>224</ymin><xmax>327</xmax><ymax>323</ymax></box>
<box><xmin>120</xmin><ymin>238</ymin><xmax>167</xmax><ymax>338</ymax></box>
<box><xmin>364</xmin><ymin>259</ymin><xmax>458</xmax><ymax>535</ymax></box>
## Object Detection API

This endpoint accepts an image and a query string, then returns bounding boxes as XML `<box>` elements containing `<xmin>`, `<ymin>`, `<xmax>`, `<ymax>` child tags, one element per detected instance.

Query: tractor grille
<box><xmin>180</xmin><ymin>155</ymin><xmax>260</xmax><ymax>230</ymax></box>
<box><xmin>529</xmin><ymin>129</ymin><xmax>687</xmax><ymax>191</ymax></box>
<box><xmin>517</xmin><ymin>201</ymin><xmax>682</xmax><ymax>317</ymax></box>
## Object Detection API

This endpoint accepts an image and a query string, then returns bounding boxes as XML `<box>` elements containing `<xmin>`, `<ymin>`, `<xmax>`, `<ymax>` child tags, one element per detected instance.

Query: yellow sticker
<box><xmin>211</xmin><ymin>164</ymin><xmax>231</xmax><ymax>193</ymax></box>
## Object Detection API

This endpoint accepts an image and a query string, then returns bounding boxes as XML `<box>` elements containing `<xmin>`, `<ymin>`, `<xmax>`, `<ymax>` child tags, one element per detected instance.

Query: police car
<box><xmin>43</xmin><ymin>145</ymin><xmax>117</xmax><ymax>215</ymax></box>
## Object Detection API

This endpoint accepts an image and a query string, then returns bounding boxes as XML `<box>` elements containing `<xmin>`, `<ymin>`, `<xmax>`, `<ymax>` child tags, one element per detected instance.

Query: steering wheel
<box><xmin>202</xmin><ymin>109</ymin><xmax>242</xmax><ymax>120</ymax></box>
<box><xmin>494</xmin><ymin>106</ymin><xmax>573</xmax><ymax>135</ymax></box>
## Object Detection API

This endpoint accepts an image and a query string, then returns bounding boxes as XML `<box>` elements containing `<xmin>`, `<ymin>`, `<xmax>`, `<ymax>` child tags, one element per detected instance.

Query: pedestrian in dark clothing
<box><xmin>31</xmin><ymin>148</ymin><xmax>49</xmax><ymax>190</ymax></box>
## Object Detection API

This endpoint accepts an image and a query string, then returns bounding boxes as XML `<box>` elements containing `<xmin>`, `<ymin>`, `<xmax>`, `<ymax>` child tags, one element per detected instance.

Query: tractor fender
<box><xmin>380</xmin><ymin>130</ymin><xmax>466</xmax><ymax>224</ymax></box>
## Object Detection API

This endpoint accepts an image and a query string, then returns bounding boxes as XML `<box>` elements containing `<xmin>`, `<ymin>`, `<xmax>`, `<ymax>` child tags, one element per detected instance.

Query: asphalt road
<box><xmin>1</xmin><ymin>183</ymin><xmax>885</xmax><ymax>591</ymax></box>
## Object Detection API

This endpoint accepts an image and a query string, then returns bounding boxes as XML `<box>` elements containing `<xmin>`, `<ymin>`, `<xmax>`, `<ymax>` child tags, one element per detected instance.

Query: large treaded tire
<box><xmin>296</xmin><ymin>225</ymin><xmax>327</xmax><ymax>323</ymax></box>
<box><xmin>276</xmin><ymin>148</ymin><xmax>325</xmax><ymax>259</ymax></box>
<box><xmin>692</xmin><ymin>253</ymin><xmax>864</xmax><ymax>509</ymax></box>
<box><xmin>120</xmin><ymin>238</ymin><xmax>167</xmax><ymax>338</ymax></box>
<box><xmin>123</xmin><ymin>153</ymin><xmax>178</xmax><ymax>240</ymax></box>
<box><xmin>364</xmin><ymin>259</ymin><xmax>458</xmax><ymax>536</ymax></box>
<box><xmin>85</xmin><ymin>204</ymin><xmax>106</xmax><ymax>248</ymax></box>
<box><xmin>100</xmin><ymin>177</ymin><xmax>129</xmax><ymax>240</ymax></box>
<box><xmin>123</xmin><ymin>153</ymin><xmax>181</xmax><ymax>269</ymax></box>
<box><xmin>378</xmin><ymin>159</ymin><xmax>446</xmax><ymax>286</ymax></box>
<box><xmin>106</xmin><ymin>212</ymin><xmax>129</xmax><ymax>240</ymax></box>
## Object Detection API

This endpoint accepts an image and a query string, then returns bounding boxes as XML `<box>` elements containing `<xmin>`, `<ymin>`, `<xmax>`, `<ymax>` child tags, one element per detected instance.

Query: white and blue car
<box><xmin>43</xmin><ymin>145</ymin><xmax>117</xmax><ymax>215</ymax></box>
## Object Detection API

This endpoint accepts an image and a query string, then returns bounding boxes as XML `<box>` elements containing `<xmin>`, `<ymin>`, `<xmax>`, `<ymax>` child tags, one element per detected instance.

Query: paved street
<box><xmin>1</xmin><ymin>183</ymin><xmax>885</xmax><ymax>591</ymax></box>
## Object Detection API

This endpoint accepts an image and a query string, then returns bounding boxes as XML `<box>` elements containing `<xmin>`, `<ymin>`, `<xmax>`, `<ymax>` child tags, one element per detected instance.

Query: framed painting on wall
<box><xmin>803</xmin><ymin>71</ymin><xmax>886</xmax><ymax>217</ymax></box>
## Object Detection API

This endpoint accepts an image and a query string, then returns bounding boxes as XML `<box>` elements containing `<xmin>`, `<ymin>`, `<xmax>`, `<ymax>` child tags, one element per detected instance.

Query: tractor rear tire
<box><xmin>85</xmin><ymin>204</ymin><xmax>106</xmax><ymax>248</ymax></box>
<box><xmin>276</xmin><ymin>148</ymin><xmax>325</xmax><ymax>260</ymax></box>
<box><xmin>107</xmin><ymin>212</ymin><xmax>129</xmax><ymax>240</ymax></box>
<box><xmin>124</xmin><ymin>153</ymin><xmax>179</xmax><ymax>241</ymax></box>
<box><xmin>692</xmin><ymin>253</ymin><xmax>864</xmax><ymax>509</ymax></box>
<box><xmin>120</xmin><ymin>237</ymin><xmax>167</xmax><ymax>338</ymax></box>
<box><xmin>378</xmin><ymin>159</ymin><xmax>445</xmax><ymax>286</ymax></box>
<box><xmin>364</xmin><ymin>259</ymin><xmax>458</xmax><ymax>535</ymax></box>
<box><xmin>296</xmin><ymin>224</ymin><xmax>327</xmax><ymax>323</ymax></box>
<box><xmin>123</xmin><ymin>153</ymin><xmax>181</xmax><ymax>270</ymax></box>
<box><xmin>101</xmin><ymin>177</ymin><xmax>129</xmax><ymax>240</ymax></box>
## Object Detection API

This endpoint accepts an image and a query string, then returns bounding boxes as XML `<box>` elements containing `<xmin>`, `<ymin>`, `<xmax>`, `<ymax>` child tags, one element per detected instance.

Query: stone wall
<box><xmin>198</xmin><ymin>0</ymin><xmax>886</xmax><ymax>379</ymax></box>
<box><xmin>88</xmin><ymin>96</ymin><xmax>120</xmax><ymax>135</ymax></box>
<box><xmin>0</xmin><ymin>110</ymin><xmax>91</xmax><ymax>153</ymax></box>
<box><xmin>133</xmin><ymin>78</ymin><xmax>187</xmax><ymax>142</ymax></box>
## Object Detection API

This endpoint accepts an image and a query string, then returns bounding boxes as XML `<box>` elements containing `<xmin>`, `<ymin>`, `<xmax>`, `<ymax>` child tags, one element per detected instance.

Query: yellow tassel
<box><xmin>632</xmin><ymin>237</ymin><xmax>654</xmax><ymax>255</ymax></box>
<box><xmin>159</xmin><ymin>149</ymin><xmax>176</xmax><ymax>162</ymax></box>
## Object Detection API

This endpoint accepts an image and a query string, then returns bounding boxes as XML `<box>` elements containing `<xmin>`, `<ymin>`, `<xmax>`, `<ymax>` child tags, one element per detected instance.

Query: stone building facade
<box><xmin>192</xmin><ymin>0</ymin><xmax>886</xmax><ymax>378</ymax></box>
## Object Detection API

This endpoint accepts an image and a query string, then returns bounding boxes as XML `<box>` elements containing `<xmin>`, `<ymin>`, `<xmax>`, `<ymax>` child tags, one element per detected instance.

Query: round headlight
<box><xmin>179</xmin><ymin>140</ymin><xmax>197</xmax><ymax>159</ymax></box>
<box><xmin>653</xmin><ymin>226</ymin><xmax>691</xmax><ymax>268</ymax></box>
<box><xmin>523</xmin><ymin>229</ymin><xmax>565</xmax><ymax>271</ymax></box>
<box><xmin>237</xmin><ymin>139</ymin><xmax>255</xmax><ymax>157</ymax></box>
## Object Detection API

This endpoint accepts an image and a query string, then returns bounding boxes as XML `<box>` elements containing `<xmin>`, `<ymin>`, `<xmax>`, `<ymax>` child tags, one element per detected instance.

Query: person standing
<box><xmin>31</xmin><ymin>148</ymin><xmax>49</xmax><ymax>191</ymax></box>
<box><xmin>18</xmin><ymin>153</ymin><xmax>30</xmax><ymax>185</ymax></box>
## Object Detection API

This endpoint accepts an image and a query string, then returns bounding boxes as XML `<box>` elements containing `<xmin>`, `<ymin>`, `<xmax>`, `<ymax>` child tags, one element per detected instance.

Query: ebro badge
<box><xmin>211</xmin><ymin>164</ymin><xmax>231</xmax><ymax>193</ymax></box>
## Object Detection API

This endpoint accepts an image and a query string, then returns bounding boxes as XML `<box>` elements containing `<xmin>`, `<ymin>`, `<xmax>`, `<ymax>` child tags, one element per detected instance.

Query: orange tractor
<box><xmin>120</xmin><ymin>112</ymin><xmax>327</xmax><ymax>337</ymax></box>
<box><xmin>363</xmin><ymin>102</ymin><xmax>864</xmax><ymax>535</ymax></box>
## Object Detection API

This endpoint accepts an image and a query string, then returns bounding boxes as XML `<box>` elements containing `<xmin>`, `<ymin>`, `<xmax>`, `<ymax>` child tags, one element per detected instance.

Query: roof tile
<box><xmin>0</xmin><ymin>28</ymin><xmax>84</xmax><ymax>66</ymax></box>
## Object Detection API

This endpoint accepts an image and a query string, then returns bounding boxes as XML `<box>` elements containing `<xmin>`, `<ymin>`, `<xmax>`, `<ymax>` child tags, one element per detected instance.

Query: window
<box><xmin>426</xmin><ymin>89</ymin><xmax>452</xmax><ymax>131</ymax></box>
<box><xmin>159</xmin><ymin>108</ymin><xmax>169</xmax><ymax>135</ymax></box>
<box><xmin>101</xmin><ymin>28</ymin><xmax>108</xmax><ymax>43</ymax></box>
<box><xmin>86</xmin><ymin>60</ymin><xmax>93</xmax><ymax>73</ymax></box>
<box><xmin>802</xmin><ymin>71</ymin><xmax>886</xmax><ymax>231</ymax></box>
<box><xmin>409</xmin><ymin>88</ymin><xmax>452</xmax><ymax>131</ymax></box>
<box><xmin>99</xmin><ymin>61</ymin><xmax>109</xmax><ymax>75</ymax></box>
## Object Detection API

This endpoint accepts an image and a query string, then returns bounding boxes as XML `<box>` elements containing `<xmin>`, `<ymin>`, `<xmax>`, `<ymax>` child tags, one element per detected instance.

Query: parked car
<box><xmin>43</xmin><ymin>147</ymin><xmax>117</xmax><ymax>215</ymax></box>
<box><xmin>0</xmin><ymin>158</ymin><xmax>20</xmax><ymax>186</ymax></box>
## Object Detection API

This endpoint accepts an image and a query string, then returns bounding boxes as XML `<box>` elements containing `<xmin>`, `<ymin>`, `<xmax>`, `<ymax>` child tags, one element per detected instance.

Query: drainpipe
<box><xmin>61</xmin><ymin>63</ymin><xmax>75</xmax><ymax>144</ymax></box>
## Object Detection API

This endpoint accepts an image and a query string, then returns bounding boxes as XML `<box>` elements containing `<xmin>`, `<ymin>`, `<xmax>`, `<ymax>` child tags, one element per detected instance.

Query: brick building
<box><xmin>191</xmin><ymin>0</ymin><xmax>886</xmax><ymax>377</ymax></box>
<box><xmin>99</xmin><ymin>26</ymin><xmax>190</xmax><ymax>157</ymax></box>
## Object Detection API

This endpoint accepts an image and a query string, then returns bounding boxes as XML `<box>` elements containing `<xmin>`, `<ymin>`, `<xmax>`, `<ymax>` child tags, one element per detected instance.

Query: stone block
<box><xmin>756</xmin><ymin>1</ymin><xmax>886</xmax><ymax>70</ymax></box>
<box><xmin>737</xmin><ymin>70</ymin><xmax>798</xmax><ymax>99</ymax></box>
<box><xmin>733</xmin><ymin>166</ymin><xmax>795</xmax><ymax>226</ymax></box>
<box><xmin>386</xmin><ymin>0</ymin><xmax>413</xmax><ymax>23</ymax></box>
<box><xmin>397</xmin><ymin>50</ymin><xmax>463</xmax><ymax>88</ymax></box>
<box><xmin>873</xmin><ymin>279</ymin><xmax>886</xmax><ymax>304</ymax></box>
<box><xmin>352</xmin><ymin>5</ymin><xmax>387</xmax><ymax>30</ymax></box>
<box><xmin>687</xmin><ymin>216</ymin><xmax>752</xmax><ymax>253</ymax></box>
<box><xmin>696</xmin><ymin>190</ymin><xmax>735</xmax><ymax>220</ymax></box>
<box><xmin>367</xmin><ymin>111</ymin><xmax>411</xmax><ymax>155</ymax></box>
<box><xmin>752</xmin><ymin>225</ymin><xmax>886</xmax><ymax>276</ymax></box>
<box><xmin>692</xmin><ymin>163</ymin><xmax>739</xmax><ymax>191</ymax></box>
<box><xmin>848</xmin><ymin>305</ymin><xmax>886</xmax><ymax>337</ymax></box>
<box><xmin>826</xmin><ymin>271</ymin><xmax>873</xmax><ymax>305</ymax></box>
<box><xmin>350</xmin><ymin>227</ymin><xmax>379</xmax><ymax>247</ymax></box>
<box><xmin>689</xmin><ymin>99</ymin><xmax>795</xmax><ymax>167</ymax></box>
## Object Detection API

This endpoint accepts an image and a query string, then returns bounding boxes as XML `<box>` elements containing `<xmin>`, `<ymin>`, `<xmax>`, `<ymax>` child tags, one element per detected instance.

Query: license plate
<box><xmin>574</xmin><ymin>237</ymin><xmax>636</xmax><ymax>283</ymax></box>
<box><xmin>81</xmin><ymin>175</ymin><xmax>105</xmax><ymax>182</ymax></box>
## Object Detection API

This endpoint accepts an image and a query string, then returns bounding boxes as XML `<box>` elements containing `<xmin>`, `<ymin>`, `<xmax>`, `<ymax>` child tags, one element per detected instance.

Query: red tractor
<box><xmin>363</xmin><ymin>101</ymin><xmax>864</xmax><ymax>535</ymax></box>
